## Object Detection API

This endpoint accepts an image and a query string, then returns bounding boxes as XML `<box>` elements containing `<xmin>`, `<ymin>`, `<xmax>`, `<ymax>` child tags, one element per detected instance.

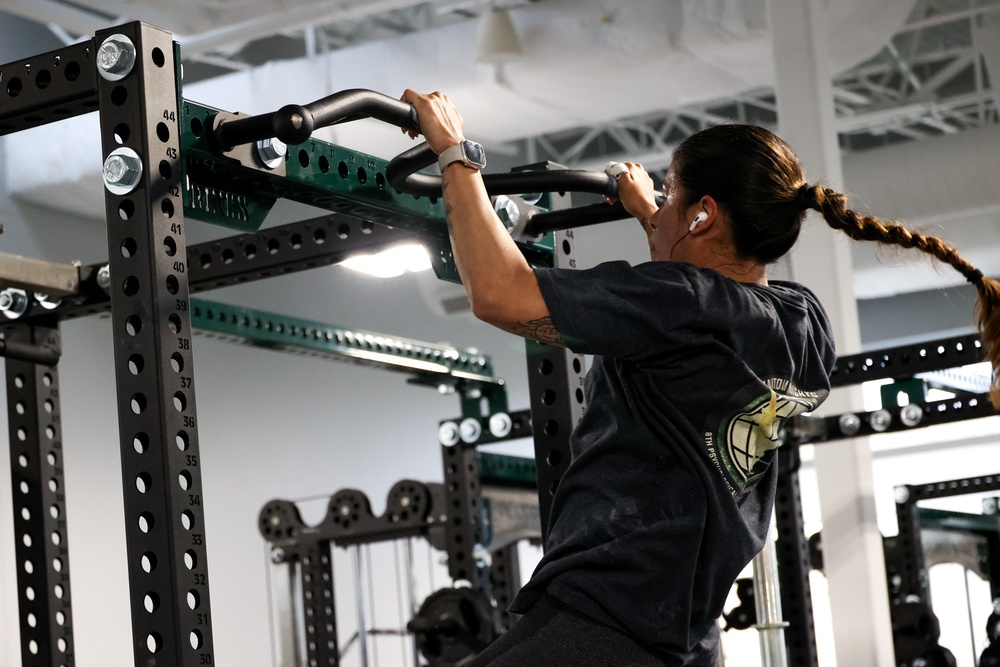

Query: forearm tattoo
<box><xmin>512</xmin><ymin>316</ymin><xmax>564</xmax><ymax>345</ymax></box>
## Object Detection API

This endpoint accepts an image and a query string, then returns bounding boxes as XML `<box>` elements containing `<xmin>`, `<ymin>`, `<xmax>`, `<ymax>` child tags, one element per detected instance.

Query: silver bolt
<box><xmin>472</xmin><ymin>543</ymin><xmax>492</xmax><ymax>569</ymax></box>
<box><xmin>899</xmin><ymin>404</ymin><xmax>923</xmax><ymax>427</ymax></box>
<box><xmin>96</xmin><ymin>265</ymin><xmax>112</xmax><ymax>292</ymax></box>
<box><xmin>103</xmin><ymin>147</ymin><xmax>143</xmax><ymax>195</ymax></box>
<box><xmin>97</xmin><ymin>34</ymin><xmax>136</xmax><ymax>81</ymax></box>
<box><xmin>0</xmin><ymin>288</ymin><xmax>29</xmax><ymax>319</ymax></box>
<box><xmin>255</xmin><ymin>137</ymin><xmax>287</xmax><ymax>169</ymax></box>
<box><xmin>33</xmin><ymin>293</ymin><xmax>61</xmax><ymax>310</ymax></box>
<box><xmin>984</xmin><ymin>498</ymin><xmax>998</xmax><ymax>514</ymax></box>
<box><xmin>459</xmin><ymin>418</ymin><xmax>482</xmax><ymax>444</ymax></box>
<box><xmin>838</xmin><ymin>413</ymin><xmax>861</xmax><ymax>436</ymax></box>
<box><xmin>438</xmin><ymin>421</ymin><xmax>460</xmax><ymax>447</ymax></box>
<box><xmin>869</xmin><ymin>409</ymin><xmax>892</xmax><ymax>432</ymax></box>
<box><xmin>894</xmin><ymin>485</ymin><xmax>910</xmax><ymax>504</ymax></box>
<box><xmin>271</xmin><ymin>548</ymin><xmax>285</xmax><ymax>564</ymax></box>
<box><xmin>269</xmin><ymin>515</ymin><xmax>281</xmax><ymax>526</ymax></box>
<box><xmin>339</xmin><ymin>505</ymin><xmax>351</xmax><ymax>517</ymax></box>
<box><xmin>489</xmin><ymin>412</ymin><xmax>512</xmax><ymax>438</ymax></box>
<box><xmin>912</xmin><ymin>658</ymin><xmax>927</xmax><ymax>667</ymax></box>
<box><xmin>400</xmin><ymin>496</ymin><xmax>411</xmax><ymax>508</ymax></box>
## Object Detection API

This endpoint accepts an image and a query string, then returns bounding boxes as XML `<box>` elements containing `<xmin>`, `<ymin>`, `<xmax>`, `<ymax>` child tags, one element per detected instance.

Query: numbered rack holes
<box><xmin>538</xmin><ymin>359</ymin><xmax>554</xmax><ymax>375</ymax></box>
<box><xmin>165</xmin><ymin>275</ymin><xmax>179</xmax><ymax>294</ymax></box>
<box><xmin>187</xmin><ymin>590</ymin><xmax>200</xmax><ymax>610</ymax></box>
<box><xmin>313</xmin><ymin>229</ymin><xmax>326</xmax><ymax>244</ymax></box>
<box><xmin>576</xmin><ymin>388</ymin><xmax>585</xmax><ymax>404</ymax></box>
<box><xmin>55</xmin><ymin>611</ymin><xmax>65</xmax><ymax>626</ymax></box>
<box><xmin>135</xmin><ymin>472</ymin><xmax>151</xmax><ymax>494</ymax></box>
<box><xmin>543</xmin><ymin>420</ymin><xmax>560</xmax><ymax>436</ymax></box>
<box><xmin>52</xmin><ymin>557</ymin><xmax>63</xmax><ymax>573</ymax></box>
<box><xmin>48</xmin><ymin>478</ymin><xmax>59</xmax><ymax>493</ymax></box>
<box><xmin>14</xmin><ymin>374</ymin><xmax>25</xmax><ymax>388</ymax></box>
<box><xmin>35</xmin><ymin>69</ymin><xmax>51</xmax><ymax>89</ymax></box>
<box><xmin>171</xmin><ymin>353</ymin><xmax>184</xmax><ymax>374</ymax></box>
<box><xmin>141</xmin><ymin>552</ymin><xmax>157</xmax><ymax>573</ymax></box>
<box><xmin>357</xmin><ymin>167</ymin><xmax>368</xmax><ymax>184</ymax></box>
<box><xmin>128</xmin><ymin>354</ymin><xmax>144</xmax><ymax>375</ymax></box>
<box><xmin>190</xmin><ymin>630</ymin><xmax>203</xmax><ymax>650</ymax></box>
<box><xmin>121</xmin><ymin>237</ymin><xmax>138</xmax><ymax>258</ymax></box>
<box><xmin>118</xmin><ymin>199</ymin><xmax>135</xmax><ymax>220</ymax></box>
<box><xmin>50</xmin><ymin>531</ymin><xmax>60</xmax><ymax>545</ymax></box>
<box><xmin>46</xmin><ymin>451</ymin><xmax>57</xmax><ymax>466</ymax></box>
<box><xmin>138</xmin><ymin>512</ymin><xmax>154</xmax><ymax>533</ymax></box>
<box><xmin>111</xmin><ymin>86</ymin><xmax>127</xmax><ymax>106</ymax></box>
<box><xmin>146</xmin><ymin>633</ymin><xmax>162</xmax><ymax>654</ymax></box>
<box><xmin>114</xmin><ymin>123</ymin><xmax>130</xmax><ymax>144</ymax></box>
<box><xmin>43</xmin><ymin>399</ymin><xmax>53</xmax><ymax>413</ymax></box>
<box><xmin>176</xmin><ymin>431</ymin><xmax>190</xmax><ymax>451</ymax></box>
<box><xmin>54</xmin><ymin>584</ymin><xmax>64</xmax><ymax>599</ymax></box>
<box><xmin>190</xmin><ymin>117</ymin><xmax>203</xmax><ymax>136</ymax></box>
<box><xmin>178</xmin><ymin>470</ymin><xmax>192</xmax><ymax>491</ymax></box>
<box><xmin>19</xmin><ymin>481</ymin><xmax>29</xmax><ymax>494</ymax></box>
<box><xmin>298</xmin><ymin>150</ymin><xmax>309</xmax><ymax>168</ymax></box>
<box><xmin>26</xmin><ymin>613</ymin><xmax>36</xmax><ymax>627</ymax></box>
<box><xmin>244</xmin><ymin>243</ymin><xmax>257</xmax><ymax>259</ymax></box>
<box><xmin>319</xmin><ymin>155</ymin><xmax>330</xmax><ymax>173</ymax></box>
<box><xmin>181</xmin><ymin>510</ymin><xmax>195</xmax><ymax>530</ymax></box>
<box><xmin>152</xmin><ymin>47</ymin><xmax>165</xmax><ymax>68</ymax></box>
<box><xmin>15</xmin><ymin>401</ymin><xmax>25</xmax><ymax>414</ymax></box>
<box><xmin>21</xmin><ymin>506</ymin><xmax>31</xmax><ymax>520</ymax></box>
<box><xmin>65</xmin><ymin>61</ymin><xmax>81</xmax><ymax>81</ymax></box>
<box><xmin>42</xmin><ymin>373</ymin><xmax>52</xmax><ymax>387</ymax></box>
<box><xmin>28</xmin><ymin>639</ymin><xmax>37</xmax><ymax>655</ymax></box>
<box><xmin>162</xmin><ymin>198</ymin><xmax>174</xmax><ymax>218</ymax></box>
<box><xmin>17</xmin><ymin>454</ymin><xmax>28</xmax><ymax>467</ymax></box>
<box><xmin>45</xmin><ymin>426</ymin><xmax>56</xmax><ymax>439</ymax></box>
<box><xmin>130</xmin><ymin>393</ymin><xmax>147</xmax><ymax>415</ymax></box>
<box><xmin>144</xmin><ymin>592</ymin><xmax>159</xmax><ymax>613</ymax></box>
<box><xmin>7</xmin><ymin>78</ymin><xmax>23</xmax><ymax>97</ymax></box>
<box><xmin>173</xmin><ymin>392</ymin><xmax>187</xmax><ymax>412</ymax></box>
<box><xmin>57</xmin><ymin>637</ymin><xmax>67</xmax><ymax>653</ymax></box>
<box><xmin>133</xmin><ymin>433</ymin><xmax>149</xmax><ymax>454</ymax></box>
<box><xmin>22</xmin><ymin>534</ymin><xmax>32</xmax><ymax>547</ymax></box>
<box><xmin>168</xmin><ymin>314</ymin><xmax>182</xmax><ymax>334</ymax></box>
<box><xmin>49</xmin><ymin>505</ymin><xmax>59</xmax><ymax>519</ymax></box>
<box><xmin>163</xmin><ymin>236</ymin><xmax>177</xmax><ymax>256</ymax></box>
<box><xmin>159</xmin><ymin>160</ymin><xmax>171</xmax><ymax>180</ymax></box>
<box><xmin>156</xmin><ymin>122</ymin><xmax>169</xmax><ymax>142</ymax></box>
<box><xmin>183</xmin><ymin>550</ymin><xmax>197</xmax><ymax>570</ymax></box>
<box><xmin>16</xmin><ymin>428</ymin><xmax>27</xmax><ymax>441</ymax></box>
<box><xmin>338</xmin><ymin>161</ymin><xmax>349</xmax><ymax>179</ymax></box>
<box><xmin>122</xmin><ymin>276</ymin><xmax>140</xmax><ymax>296</ymax></box>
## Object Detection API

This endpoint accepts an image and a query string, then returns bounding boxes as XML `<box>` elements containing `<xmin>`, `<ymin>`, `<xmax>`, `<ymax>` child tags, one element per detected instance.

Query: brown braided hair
<box><xmin>800</xmin><ymin>184</ymin><xmax>1000</xmax><ymax>407</ymax></box>
<box><xmin>671</xmin><ymin>124</ymin><xmax>1000</xmax><ymax>407</ymax></box>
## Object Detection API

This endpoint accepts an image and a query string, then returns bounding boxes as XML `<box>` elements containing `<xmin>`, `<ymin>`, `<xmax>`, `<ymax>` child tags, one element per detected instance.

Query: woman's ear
<box><xmin>689</xmin><ymin>196</ymin><xmax>719</xmax><ymax>235</ymax></box>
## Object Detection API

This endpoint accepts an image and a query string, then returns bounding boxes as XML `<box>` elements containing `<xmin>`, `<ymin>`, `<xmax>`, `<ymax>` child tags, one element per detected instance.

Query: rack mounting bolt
<box><xmin>0</xmin><ymin>288</ymin><xmax>29</xmax><ymax>319</ymax></box>
<box><xmin>489</xmin><ymin>412</ymin><xmax>512</xmax><ymax>439</ymax></box>
<box><xmin>459</xmin><ymin>418</ymin><xmax>482</xmax><ymax>444</ymax></box>
<box><xmin>103</xmin><ymin>148</ymin><xmax>143</xmax><ymax>195</ymax></box>
<box><xmin>438</xmin><ymin>421</ymin><xmax>460</xmax><ymax>447</ymax></box>
<box><xmin>96</xmin><ymin>265</ymin><xmax>112</xmax><ymax>292</ymax></box>
<box><xmin>97</xmin><ymin>34</ymin><xmax>136</xmax><ymax>81</ymax></box>
<box><xmin>869</xmin><ymin>409</ymin><xmax>892</xmax><ymax>432</ymax></box>
<box><xmin>256</xmin><ymin>137</ymin><xmax>287</xmax><ymax>169</ymax></box>
<box><xmin>837</xmin><ymin>413</ymin><xmax>861</xmax><ymax>437</ymax></box>
<box><xmin>271</xmin><ymin>548</ymin><xmax>285</xmax><ymax>564</ymax></box>
<box><xmin>899</xmin><ymin>404</ymin><xmax>923</xmax><ymax>427</ymax></box>
<box><xmin>894</xmin><ymin>485</ymin><xmax>910</xmax><ymax>504</ymax></box>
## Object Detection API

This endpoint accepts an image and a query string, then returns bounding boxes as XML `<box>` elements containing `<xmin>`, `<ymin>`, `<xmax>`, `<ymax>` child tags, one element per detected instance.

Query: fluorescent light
<box><xmin>338</xmin><ymin>243</ymin><xmax>432</xmax><ymax>278</ymax></box>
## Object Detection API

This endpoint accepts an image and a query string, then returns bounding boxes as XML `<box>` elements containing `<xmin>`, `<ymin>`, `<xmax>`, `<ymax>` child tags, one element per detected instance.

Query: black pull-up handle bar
<box><xmin>210</xmin><ymin>88</ymin><xmax>662</xmax><ymax>231</ymax></box>
<box><xmin>213</xmin><ymin>88</ymin><xmax>421</xmax><ymax>150</ymax></box>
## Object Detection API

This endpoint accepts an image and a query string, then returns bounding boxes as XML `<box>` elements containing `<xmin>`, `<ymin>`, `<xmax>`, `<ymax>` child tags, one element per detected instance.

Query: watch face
<box><xmin>464</xmin><ymin>141</ymin><xmax>487</xmax><ymax>168</ymax></box>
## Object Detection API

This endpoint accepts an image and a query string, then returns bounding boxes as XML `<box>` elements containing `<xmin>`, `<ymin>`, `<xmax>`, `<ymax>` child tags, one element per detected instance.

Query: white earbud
<box><xmin>689</xmin><ymin>212</ymin><xmax>708</xmax><ymax>232</ymax></box>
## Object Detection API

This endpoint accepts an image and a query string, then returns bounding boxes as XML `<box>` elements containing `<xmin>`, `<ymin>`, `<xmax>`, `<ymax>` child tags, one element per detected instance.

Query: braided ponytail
<box><xmin>800</xmin><ymin>184</ymin><xmax>1000</xmax><ymax>408</ymax></box>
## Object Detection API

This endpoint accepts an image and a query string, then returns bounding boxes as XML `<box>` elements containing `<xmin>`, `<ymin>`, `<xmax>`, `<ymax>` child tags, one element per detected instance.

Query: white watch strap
<box><xmin>437</xmin><ymin>142</ymin><xmax>466</xmax><ymax>171</ymax></box>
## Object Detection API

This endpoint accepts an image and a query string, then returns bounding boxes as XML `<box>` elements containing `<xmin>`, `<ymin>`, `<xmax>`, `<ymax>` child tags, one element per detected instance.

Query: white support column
<box><xmin>765</xmin><ymin>1</ymin><xmax>896</xmax><ymax>666</ymax></box>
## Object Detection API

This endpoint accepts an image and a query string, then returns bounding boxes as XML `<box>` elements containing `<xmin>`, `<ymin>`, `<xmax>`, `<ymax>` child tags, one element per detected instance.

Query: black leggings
<box><xmin>467</xmin><ymin>595</ymin><xmax>675</xmax><ymax>667</ymax></box>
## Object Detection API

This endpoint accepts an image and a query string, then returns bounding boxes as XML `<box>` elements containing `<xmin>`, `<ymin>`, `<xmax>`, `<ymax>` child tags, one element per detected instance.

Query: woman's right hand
<box><xmin>609</xmin><ymin>162</ymin><xmax>660</xmax><ymax>229</ymax></box>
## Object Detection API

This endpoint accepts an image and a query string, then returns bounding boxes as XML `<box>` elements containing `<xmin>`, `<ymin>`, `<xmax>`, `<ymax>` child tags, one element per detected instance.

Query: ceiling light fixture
<box><xmin>475</xmin><ymin>7</ymin><xmax>523</xmax><ymax>64</ymax></box>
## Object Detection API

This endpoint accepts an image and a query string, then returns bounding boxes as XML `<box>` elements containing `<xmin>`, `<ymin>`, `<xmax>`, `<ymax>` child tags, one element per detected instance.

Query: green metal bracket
<box><xmin>188</xmin><ymin>298</ymin><xmax>505</xmax><ymax>396</ymax></box>
<box><xmin>880</xmin><ymin>378</ymin><xmax>927</xmax><ymax>409</ymax></box>
<box><xmin>479</xmin><ymin>453</ymin><xmax>537</xmax><ymax>489</ymax></box>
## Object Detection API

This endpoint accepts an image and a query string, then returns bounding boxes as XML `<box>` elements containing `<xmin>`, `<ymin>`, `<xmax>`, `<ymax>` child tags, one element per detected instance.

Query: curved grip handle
<box><xmin>385</xmin><ymin>142</ymin><xmax>620</xmax><ymax>199</ymax></box>
<box><xmin>214</xmin><ymin>88</ymin><xmax>420</xmax><ymax>150</ymax></box>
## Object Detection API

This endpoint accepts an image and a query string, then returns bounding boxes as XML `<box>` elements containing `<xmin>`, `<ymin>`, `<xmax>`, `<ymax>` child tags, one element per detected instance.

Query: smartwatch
<box><xmin>438</xmin><ymin>140</ymin><xmax>487</xmax><ymax>172</ymax></box>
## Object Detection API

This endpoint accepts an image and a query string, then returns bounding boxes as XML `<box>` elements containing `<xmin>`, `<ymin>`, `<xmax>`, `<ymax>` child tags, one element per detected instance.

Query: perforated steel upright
<box><xmin>94</xmin><ymin>23</ymin><xmax>215</xmax><ymax>665</ymax></box>
<box><xmin>523</xmin><ymin>227</ymin><xmax>587</xmax><ymax>540</ymax></box>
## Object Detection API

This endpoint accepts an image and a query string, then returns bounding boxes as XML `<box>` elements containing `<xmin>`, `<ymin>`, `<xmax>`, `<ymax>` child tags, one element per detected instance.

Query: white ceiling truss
<box><xmin>508</xmin><ymin>0</ymin><xmax>1000</xmax><ymax>173</ymax></box>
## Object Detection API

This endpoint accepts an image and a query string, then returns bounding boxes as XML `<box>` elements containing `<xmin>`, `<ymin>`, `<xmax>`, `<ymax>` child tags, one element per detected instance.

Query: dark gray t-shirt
<box><xmin>510</xmin><ymin>260</ymin><xmax>836</xmax><ymax>665</ymax></box>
